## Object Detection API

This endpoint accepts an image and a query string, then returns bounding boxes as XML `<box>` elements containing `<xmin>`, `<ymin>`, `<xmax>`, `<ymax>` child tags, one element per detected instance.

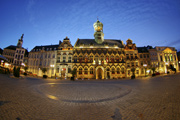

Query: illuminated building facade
<box><xmin>137</xmin><ymin>46</ymin><xmax>151</xmax><ymax>76</ymax></box>
<box><xmin>124</xmin><ymin>39</ymin><xmax>139</xmax><ymax>77</ymax></box>
<box><xmin>28</xmin><ymin>45</ymin><xmax>58</xmax><ymax>77</ymax></box>
<box><xmin>56</xmin><ymin>37</ymin><xmax>73</xmax><ymax>78</ymax></box>
<box><xmin>149</xmin><ymin>46</ymin><xmax>179</xmax><ymax>73</ymax></box>
<box><xmin>73</xmin><ymin>20</ymin><xmax>128</xmax><ymax>79</ymax></box>
<box><xmin>177</xmin><ymin>51</ymin><xmax>180</xmax><ymax>70</ymax></box>
<box><xmin>3</xmin><ymin>34</ymin><xmax>28</xmax><ymax>67</ymax></box>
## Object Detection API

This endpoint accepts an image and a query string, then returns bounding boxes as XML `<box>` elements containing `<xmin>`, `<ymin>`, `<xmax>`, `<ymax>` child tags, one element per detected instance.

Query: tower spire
<box><xmin>17</xmin><ymin>34</ymin><xmax>24</xmax><ymax>48</ymax></box>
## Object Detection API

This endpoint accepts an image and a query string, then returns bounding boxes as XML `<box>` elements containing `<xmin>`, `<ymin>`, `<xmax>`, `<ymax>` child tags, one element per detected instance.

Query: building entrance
<box><xmin>61</xmin><ymin>68</ymin><xmax>66</xmax><ymax>78</ymax></box>
<box><xmin>97</xmin><ymin>68</ymin><xmax>103</xmax><ymax>79</ymax></box>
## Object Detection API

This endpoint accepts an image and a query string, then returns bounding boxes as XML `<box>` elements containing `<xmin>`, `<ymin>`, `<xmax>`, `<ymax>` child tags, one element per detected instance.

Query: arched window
<box><xmin>111</xmin><ymin>56</ymin><xmax>114</xmax><ymax>63</ymax></box>
<box><xmin>79</xmin><ymin>68</ymin><xmax>82</xmax><ymax>74</ymax></box>
<box><xmin>90</xmin><ymin>67</ymin><xmax>93</xmax><ymax>74</ymax></box>
<box><xmin>116</xmin><ymin>56</ymin><xmax>119</xmax><ymax>62</ymax></box>
<box><xmin>117</xmin><ymin>68</ymin><xmax>120</xmax><ymax>74</ymax></box>
<box><xmin>84</xmin><ymin>67</ymin><xmax>88</xmax><ymax>74</ymax></box>
<box><xmin>74</xmin><ymin>56</ymin><xmax>77</xmax><ymax>63</ymax></box>
<box><xmin>112</xmin><ymin>68</ymin><xmax>115</xmax><ymax>74</ymax></box>
<box><xmin>121</xmin><ymin>67</ymin><xmax>125</xmax><ymax>74</ymax></box>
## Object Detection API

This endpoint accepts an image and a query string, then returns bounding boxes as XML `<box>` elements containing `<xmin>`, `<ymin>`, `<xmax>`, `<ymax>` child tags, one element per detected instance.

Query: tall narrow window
<box><xmin>68</xmin><ymin>57</ymin><xmax>71</xmax><ymax>62</ymax></box>
<box><xmin>160</xmin><ymin>55</ymin><xmax>163</xmax><ymax>61</ymax></box>
<box><xmin>117</xmin><ymin>68</ymin><xmax>120</xmax><ymax>74</ymax></box>
<box><xmin>121</xmin><ymin>68</ymin><xmax>125</xmax><ymax>74</ymax></box>
<box><xmin>112</xmin><ymin>68</ymin><xmax>115</xmax><ymax>74</ymax></box>
<box><xmin>90</xmin><ymin>67</ymin><xmax>93</xmax><ymax>74</ymax></box>
<box><xmin>63</xmin><ymin>57</ymin><xmax>66</xmax><ymax>62</ymax></box>
<box><xmin>74</xmin><ymin>56</ymin><xmax>77</xmax><ymax>63</ymax></box>
<box><xmin>79</xmin><ymin>68</ymin><xmax>82</xmax><ymax>74</ymax></box>
<box><xmin>84</xmin><ymin>67</ymin><xmax>88</xmax><ymax>74</ymax></box>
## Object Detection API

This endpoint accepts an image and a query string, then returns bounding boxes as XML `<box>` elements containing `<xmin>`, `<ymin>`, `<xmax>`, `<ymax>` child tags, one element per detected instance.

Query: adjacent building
<box><xmin>137</xmin><ymin>46</ymin><xmax>151</xmax><ymax>76</ymax></box>
<box><xmin>28</xmin><ymin>44</ymin><xmax>58</xmax><ymax>77</ymax></box>
<box><xmin>124</xmin><ymin>39</ymin><xmax>139</xmax><ymax>77</ymax></box>
<box><xmin>177</xmin><ymin>51</ymin><xmax>180</xmax><ymax>70</ymax></box>
<box><xmin>3</xmin><ymin>34</ymin><xmax>28</xmax><ymax>67</ymax></box>
<box><xmin>56</xmin><ymin>37</ymin><xmax>73</xmax><ymax>79</ymax></box>
<box><xmin>149</xmin><ymin>46</ymin><xmax>179</xmax><ymax>73</ymax></box>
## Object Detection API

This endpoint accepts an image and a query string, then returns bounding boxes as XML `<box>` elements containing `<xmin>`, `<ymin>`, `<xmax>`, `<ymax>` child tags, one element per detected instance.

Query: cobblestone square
<box><xmin>0</xmin><ymin>73</ymin><xmax>180</xmax><ymax>120</ymax></box>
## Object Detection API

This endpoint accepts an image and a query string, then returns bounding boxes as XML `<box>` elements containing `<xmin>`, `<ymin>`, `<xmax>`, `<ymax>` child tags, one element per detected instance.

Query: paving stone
<box><xmin>0</xmin><ymin>73</ymin><xmax>180</xmax><ymax>119</ymax></box>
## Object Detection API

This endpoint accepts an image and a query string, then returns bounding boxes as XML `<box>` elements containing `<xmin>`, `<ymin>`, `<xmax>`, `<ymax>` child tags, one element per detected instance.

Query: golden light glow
<box><xmin>46</xmin><ymin>94</ymin><xmax>58</xmax><ymax>100</ymax></box>
<box><xmin>163</xmin><ymin>48</ymin><xmax>172</xmax><ymax>53</ymax></box>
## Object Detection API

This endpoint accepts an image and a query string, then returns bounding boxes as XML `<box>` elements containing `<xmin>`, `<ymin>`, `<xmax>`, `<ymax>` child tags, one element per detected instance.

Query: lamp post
<box><xmin>143</xmin><ymin>64</ymin><xmax>147</xmax><ymax>77</ymax></box>
<box><xmin>50</xmin><ymin>65</ymin><xmax>54</xmax><ymax>78</ymax></box>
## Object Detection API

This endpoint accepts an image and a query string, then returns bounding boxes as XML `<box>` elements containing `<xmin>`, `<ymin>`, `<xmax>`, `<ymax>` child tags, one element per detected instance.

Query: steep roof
<box><xmin>30</xmin><ymin>44</ymin><xmax>59</xmax><ymax>52</ymax></box>
<box><xmin>75</xmin><ymin>39</ymin><xmax>124</xmax><ymax>48</ymax></box>
<box><xmin>4</xmin><ymin>45</ymin><xmax>17</xmax><ymax>50</ymax></box>
<box><xmin>137</xmin><ymin>47</ymin><xmax>149</xmax><ymax>53</ymax></box>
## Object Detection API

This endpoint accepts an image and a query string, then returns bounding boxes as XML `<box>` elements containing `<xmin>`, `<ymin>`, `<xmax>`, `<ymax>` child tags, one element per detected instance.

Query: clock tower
<box><xmin>93</xmin><ymin>19</ymin><xmax>104</xmax><ymax>44</ymax></box>
<box><xmin>17</xmin><ymin>34</ymin><xmax>24</xmax><ymax>48</ymax></box>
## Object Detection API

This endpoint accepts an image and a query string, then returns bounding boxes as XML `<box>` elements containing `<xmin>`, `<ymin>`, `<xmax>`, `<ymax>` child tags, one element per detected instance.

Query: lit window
<box><xmin>90</xmin><ymin>68</ymin><xmax>93</xmax><ymax>74</ymax></box>
<box><xmin>112</xmin><ymin>68</ymin><xmax>115</xmax><ymax>74</ymax></box>
<box><xmin>84</xmin><ymin>67</ymin><xmax>88</xmax><ymax>74</ymax></box>
<box><xmin>79</xmin><ymin>68</ymin><xmax>82</xmax><ymax>74</ymax></box>
<box><xmin>117</xmin><ymin>68</ymin><xmax>120</xmax><ymax>74</ymax></box>
<box><xmin>121</xmin><ymin>68</ymin><xmax>125</xmax><ymax>74</ymax></box>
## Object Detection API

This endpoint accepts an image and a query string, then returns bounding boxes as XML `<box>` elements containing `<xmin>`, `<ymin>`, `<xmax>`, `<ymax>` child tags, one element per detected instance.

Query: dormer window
<box><xmin>114</xmin><ymin>43</ymin><xmax>118</xmax><ymax>48</ymax></box>
<box><xmin>104</xmin><ymin>42</ymin><xmax>108</xmax><ymax>47</ymax></box>
<box><xmin>80</xmin><ymin>43</ymin><xmax>84</xmax><ymax>48</ymax></box>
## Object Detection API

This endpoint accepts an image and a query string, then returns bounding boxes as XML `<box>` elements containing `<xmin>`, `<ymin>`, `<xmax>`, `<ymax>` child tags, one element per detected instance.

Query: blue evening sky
<box><xmin>0</xmin><ymin>0</ymin><xmax>180</xmax><ymax>51</ymax></box>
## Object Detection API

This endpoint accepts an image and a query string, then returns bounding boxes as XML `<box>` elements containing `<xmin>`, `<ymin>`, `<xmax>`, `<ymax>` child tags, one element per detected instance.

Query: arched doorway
<box><xmin>96</xmin><ymin>66</ymin><xmax>104</xmax><ymax>79</ymax></box>
<box><xmin>61</xmin><ymin>68</ymin><xmax>66</xmax><ymax>78</ymax></box>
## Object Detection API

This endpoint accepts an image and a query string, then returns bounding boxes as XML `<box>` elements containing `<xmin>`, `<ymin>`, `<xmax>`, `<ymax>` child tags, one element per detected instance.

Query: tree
<box><xmin>169</xmin><ymin>64</ymin><xmax>176</xmax><ymax>73</ymax></box>
<box><xmin>24</xmin><ymin>66</ymin><xmax>28</xmax><ymax>72</ymax></box>
<box><xmin>42</xmin><ymin>68</ymin><xmax>47</xmax><ymax>74</ymax></box>
<box><xmin>41</xmin><ymin>68</ymin><xmax>47</xmax><ymax>78</ymax></box>
<box><xmin>151</xmin><ymin>67</ymin><xmax>156</xmax><ymax>76</ymax></box>
<box><xmin>13</xmin><ymin>67</ymin><xmax>20</xmax><ymax>77</ymax></box>
<box><xmin>71</xmin><ymin>69</ymin><xmax>77</xmax><ymax>81</ymax></box>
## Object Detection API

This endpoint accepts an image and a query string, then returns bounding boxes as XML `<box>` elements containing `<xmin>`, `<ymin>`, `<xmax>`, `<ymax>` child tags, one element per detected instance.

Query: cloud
<box><xmin>27</xmin><ymin>0</ymin><xmax>37</xmax><ymax>27</ymax></box>
<box><xmin>167</xmin><ymin>39</ymin><xmax>180</xmax><ymax>46</ymax></box>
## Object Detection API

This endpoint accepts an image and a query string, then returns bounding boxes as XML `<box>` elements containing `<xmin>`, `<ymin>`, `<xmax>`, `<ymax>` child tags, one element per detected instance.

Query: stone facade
<box><xmin>149</xmin><ymin>46</ymin><xmax>179</xmax><ymax>73</ymax></box>
<box><xmin>3</xmin><ymin>34</ymin><xmax>28</xmax><ymax>67</ymax></box>
<box><xmin>28</xmin><ymin>45</ymin><xmax>58</xmax><ymax>77</ymax></box>
<box><xmin>56</xmin><ymin>37</ymin><xmax>73</xmax><ymax>79</ymax></box>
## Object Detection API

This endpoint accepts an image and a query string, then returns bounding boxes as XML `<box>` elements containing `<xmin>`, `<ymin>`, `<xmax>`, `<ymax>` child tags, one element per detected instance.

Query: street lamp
<box><xmin>143</xmin><ymin>64</ymin><xmax>147</xmax><ymax>77</ymax></box>
<box><xmin>50</xmin><ymin>65</ymin><xmax>54</xmax><ymax>78</ymax></box>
